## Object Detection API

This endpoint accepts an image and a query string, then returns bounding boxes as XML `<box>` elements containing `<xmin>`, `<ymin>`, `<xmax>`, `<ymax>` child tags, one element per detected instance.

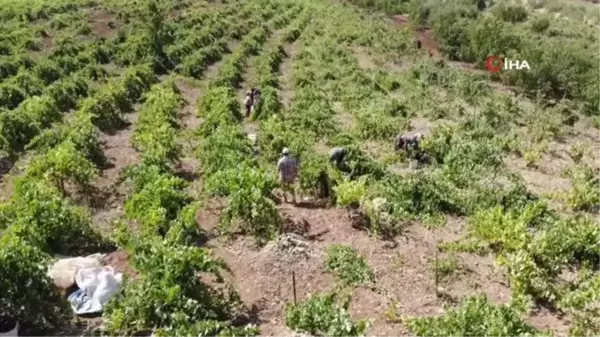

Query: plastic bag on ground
<box><xmin>47</xmin><ymin>254</ymin><xmax>105</xmax><ymax>289</ymax></box>
<box><xmin>70</xmin><ymin>266</ymin><xmax>123</xmax><ymax>315</ymax></box>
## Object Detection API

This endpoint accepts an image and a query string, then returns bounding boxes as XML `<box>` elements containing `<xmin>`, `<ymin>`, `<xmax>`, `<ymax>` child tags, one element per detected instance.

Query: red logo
<box><xmin>485</xmin><ymin>56</ymin><xmax>503</xmax><ymax>73</ymax></box>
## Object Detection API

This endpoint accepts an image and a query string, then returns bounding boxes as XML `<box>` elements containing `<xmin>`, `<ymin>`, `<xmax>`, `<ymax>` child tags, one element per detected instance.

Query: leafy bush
<box><xmin>123</xmin><ymin>164</ymin><xmax>191</xmax><ymax>236</ymax></box>
<box><xmin>530</xmin><ymin>16</ymin><xmax>550</xmax><ymax>33</ymax></box>
<box><xmin>492</xmin><ymin>3</ymin><xmax>528</xmax><ymax>23</ymax></box>
<box><xmin>27</xmin><ymin>115</ymin><xmax>106</xmax><ymax>167</ymax></box>
<box><xmin>0</xmin><ymin>83</ymin><xmax>25</xmax><ymax>109</ymax></box>
<box><xmin>178</xmin><ymin>40</ymin><xmax>228</xmax><ymax>78</ymax></box>
<box><xmin>218</xmin><ymin>175</ymin><xmax>282</xmax><ymax>244</ymax></box>
<box><xmin>44</xmin><ymin>72</ymin><xmax>89</xmax><ymax>111</ymax></box>
<box><xmin>558</xmin><ymin>270</ymin><xmax>600</xmax><ymax>337</ymax></box>
<box><xmin>406</xmin><ymin>295</ymin><xmax>543</xmax><ymax>336</ymax></box>
<box><xmin>334</xmin><ymin>177</ymin><xmax>367</xmax><ymax>208</ymax></box>
<box><xmin>79</xmin><ymin>64</ymin><xmax>157</xmax><ymax>131</ymax></box>
<box><xmin>565</xmin><ymin>165</ymin><xmax>599</xmax><ymax>212</ymax></box>
<box><xmin>324</xmin><ymin>244</ymin><xmax>375</xmax><ymax>287</ymax></box>
<box><xmin>104</xmin><ymin>236</ymin><xmax>243</xmax><ymax>336</ymax></box>
<box><xmin>26</xmin><ymin>140</ymin><xmax>98</xmax><ymax>194</ymax></box>
<box><xmin>34</xmin><ymin>59</ymin><xmax>62</xmax><ymax>85</ymax></box>
<box><xmin>197</xmin><ymin>125</ymin><xmax>255</xmax><ymax>176</ymax></box>
<box><xmin>0</xmin><ymin>179</ymin><xmax>103</xmax><ymax>255</ymax></box>
<box><xmin>0</xmin><ymin>108</ymin><xmax>41</xmax><ymax>155</ymax></box>
<box><xmin>429</xmin><ymin>253</ymin><xmax>462</xmax><ymax>281</ymax></box>
<box><xmin>372</xmin><ymin>171</ymin><xmax>464</xmax><ymax>222</ymax></box>
<box><xmin>7</xmin><ymin>69</ymin><xmax>44</xmax><ymax>96</ymax></box>
<box><xmin>0</xmin><ymin>235</ymin><xmax>69</xmax><ymax>334</ymax></box>
<box><xmin>285</xmin><ymin>292</ymin><xmax>369</xmax><ymax>337</ymax></box>
<box><xmin>133</xmin><ymin>82</ymin><xmax>183</xmax><ymax>165</ymax></box>
<box><xmin>430</xmin><ymin>5</ymin><xmax>478</xmax><ymax>60</ymax></box>
<box><xmin>0</xmin><ymin>56</ymin><xmax>19</xmax><ymax>80</ymax></box>
<box><xmin>154</xmin><ymin>320</ymin><xmax>259</xmax><ymax>337</ymax></box>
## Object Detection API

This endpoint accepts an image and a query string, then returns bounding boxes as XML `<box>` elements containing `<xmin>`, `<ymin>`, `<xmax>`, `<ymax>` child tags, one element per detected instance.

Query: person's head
<box><xmin>282</xmin><ymin>147</ymin><xmax>290</xmax><ymax>156</ymax></box>
<box><xmin>246</xmin><ymin>90</ymin><xmax>252</xmax><ymax>96</ymax></box>
<box><xmin>415</xmin><ymin>133</ymin><xmax>424</xmax><ymax>141</ymax></box>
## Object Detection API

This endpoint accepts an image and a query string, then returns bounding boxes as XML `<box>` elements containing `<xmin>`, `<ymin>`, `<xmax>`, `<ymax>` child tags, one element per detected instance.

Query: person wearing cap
<box><xmin>244</xmin><ymin>90</ymin><xmax>253</xmax><ymax>118</ymax></box>
<box><xmin>277</xmin><ymin>147</ymin><xmax>299</xmax><ymax>203</ymax></box>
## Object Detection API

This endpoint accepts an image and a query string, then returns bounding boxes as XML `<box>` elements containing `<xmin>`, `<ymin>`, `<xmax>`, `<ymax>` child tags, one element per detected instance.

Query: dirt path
<box><xmin>90</xmin><ymin>110</ymin><xmax>140</xmax><ymax>234</ymax></box>
<box><xmin>392</xmin><ymin>15</ymin><xmax>442</xmax><ymax>60</ymax></box>
<box><xmin>236</xmin><ymin>55</ymin><xmax>260</xmax><ymax>146</ymax></box>
<box><xmin>236</xmin><ymin>27</ymin><xmax>292</xmax><ymax>148</ymax></box>
<box><xmin>173</xmin><ymin>76</ymin><xmax>202</xmax><ymax>179</ymax></box>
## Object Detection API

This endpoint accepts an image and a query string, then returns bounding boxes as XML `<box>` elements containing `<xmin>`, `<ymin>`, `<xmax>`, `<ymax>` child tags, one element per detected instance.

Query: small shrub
<box><xmin>1</xmin><ymin>179</ymin><xmax>103</xmax><ymax>255</ymax></box>
<box><xmin>429</xmin><ymin>253</ymin><xmax>462</xmax><ymax>282</ymax></box>
<box><xmin>566</xmin><ymin>165</ymin><xmax>600</xmax><ymax>212</ymax></box>
<box><xmin>324</xmin><ymin>244</ymin><xmax>375</xmax><ymax>287</ymax></box>
<box><xmin>568</xmin><ymin>143</ymin><xmax>585</xmax><ymax>163</ymax></box>
<box><xmin>103</xmin><ymin>236</ymin><xmax>241</xmax><ymax>336</ymax></box>
<box><xmin>285</xmin><ymin>292</ymin><xmax>369</xmax><ymax>337</ymax></box>
<box><xmin>334</xmin><ymin>177</ymin><xmax>366</xmax><ymax>208</ymax></box>
<box><xmin>406</xmin><ymin>295</ymin><xmax>543</xmax><ymax>336</ymax></box>
<box><xmin>492</xmin><ymin>4</ymin><xmax>528</xmax><ymax>23</ymax></box>
<box><xmin>0</xmin><ymin>235</ymin><xmax>70</xmax><ymax>334</ymax></box>
<box><xmin>530</xmin><ymin>16</ymin><xmax>550</xmax><ymax>33</ymax></box>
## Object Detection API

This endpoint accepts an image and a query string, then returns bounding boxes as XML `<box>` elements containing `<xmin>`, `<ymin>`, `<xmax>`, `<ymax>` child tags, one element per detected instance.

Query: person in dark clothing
<box><xmin>394</xmin><ymin>133</ymin><xmax>423</xmax><ymax>152</ymax></box>
<box><xmin>329</xmin><ymin>147</ymin><xmax>348</xmax><ymax>170</ymax></box>
<box><xmin>395</xmin><ymin>133</ymin><xmax>425</xmax><ymax>162</ymax></box>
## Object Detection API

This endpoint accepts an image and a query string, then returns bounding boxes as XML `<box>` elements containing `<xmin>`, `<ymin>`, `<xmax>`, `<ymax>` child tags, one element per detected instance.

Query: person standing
<box><xmin>277</xmin><ymin>147</ymin><xmax>299</xmax><ymax>203</ymax></box>
<box><xmin>244</xmin><ymin>90</ymin><xmax>253</xmax><ymax>118</ymax></box>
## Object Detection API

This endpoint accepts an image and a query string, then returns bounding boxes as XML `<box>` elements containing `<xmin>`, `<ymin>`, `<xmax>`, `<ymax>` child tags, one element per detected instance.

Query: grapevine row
<box><xmin>194</xmin><ymin>6</ymin><xmax>302</xmax><ymax>242</ymax></box>
<box><xmin>251</xmin><ymin>10</ymin><xmax>311</xmax><ymax>121</ymax></box>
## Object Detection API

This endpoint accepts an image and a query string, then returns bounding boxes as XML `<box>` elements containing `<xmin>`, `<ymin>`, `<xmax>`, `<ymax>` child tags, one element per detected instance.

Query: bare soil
<box><xmin>90</xmin><ymin>111</ymin><xmax>140</xmax><ymax>234</ymax></box>
<box><xmin>104</xmin><ymin>249</ymin><xmax>137</xmax><ymax>278</ymax></box>
<box><xmin>392</xmin><ymin>15</ymin><xmax>441</xmax><ymax>60</ymax></box>
<box><xmin>175</xmin><ymin>78</ymin><xmax>203</xmax><ymax>130</ymax></box>
<box><xmin>199</xmin><ymin>200</ymin><xmax>541</xmax><ymax>335</ymax></box>
<box><xmin>87</xmin><ymin>8</ymin><xmax>121</xmax><ymax>39</ymax></box>
<box><xmin>504</xmin><ymin>155</ymin><xmax>572</xmax><ymax>197</ymax></box>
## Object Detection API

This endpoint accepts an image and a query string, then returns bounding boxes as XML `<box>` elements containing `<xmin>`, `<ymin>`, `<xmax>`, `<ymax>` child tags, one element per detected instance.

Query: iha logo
<box><xmin>485</xmin><ymin>56</ymin><xmax>530</xmax><ymax>73</ymax></box>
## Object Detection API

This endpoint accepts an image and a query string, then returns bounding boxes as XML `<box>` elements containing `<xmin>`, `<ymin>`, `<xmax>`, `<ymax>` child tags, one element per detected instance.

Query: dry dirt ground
<box><xmin>194</xmin><ymin>196</ymin><xmax>548</xmax><ymax>335</ymax></box>
<box><xmin>87</xmin><ymin>8</ymin><xmax>121</xmax><ymax>39</ymax></box>
<box><xmin>89</xmin><ymin>110</ymin><xmax>140</xmax><ymax>234</ymax></box>
<box><xmin>392</xmin><ymin>15</ymin><xmax>441</xmax><ymax>60</ymax></box>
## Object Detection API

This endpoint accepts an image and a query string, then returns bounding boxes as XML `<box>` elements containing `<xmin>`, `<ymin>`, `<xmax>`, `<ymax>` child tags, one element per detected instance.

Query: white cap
<box><xmin>282</xmin><ymin>147</ymin><xmax>290</xmax><ymax>155</ymax></box>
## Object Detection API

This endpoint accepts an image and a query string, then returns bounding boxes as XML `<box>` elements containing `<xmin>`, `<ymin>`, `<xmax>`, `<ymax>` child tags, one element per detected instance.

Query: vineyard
<box><xmin>0</xmin><ymin>0</ymin><xmax>598</xmax><ymax>336</ymax></box>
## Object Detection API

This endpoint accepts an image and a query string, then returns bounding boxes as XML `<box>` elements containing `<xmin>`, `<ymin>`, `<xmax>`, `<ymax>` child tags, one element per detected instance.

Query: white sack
<box><xmin>47</xmin><ymin>254</ymin><xmax>105</xmax><ymax>289</ymax></box>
